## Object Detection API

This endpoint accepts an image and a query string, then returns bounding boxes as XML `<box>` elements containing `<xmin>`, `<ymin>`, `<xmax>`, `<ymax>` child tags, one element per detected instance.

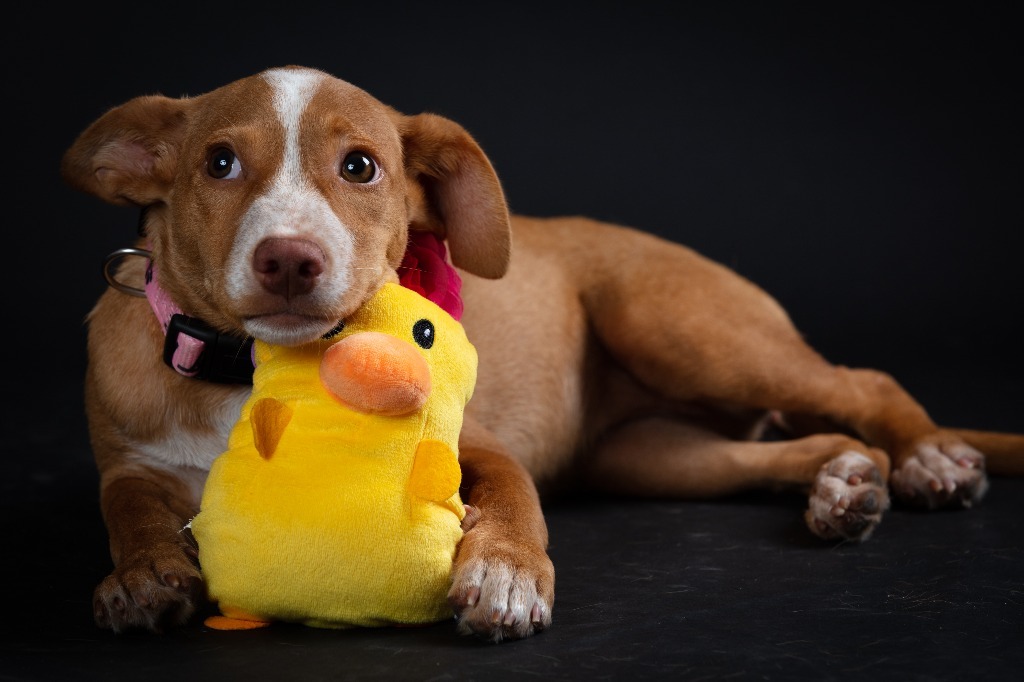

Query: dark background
<box><xmin>3</xmin><ymin>2</ymin><xmax>1022</xmax><ymax>680</ymax></box>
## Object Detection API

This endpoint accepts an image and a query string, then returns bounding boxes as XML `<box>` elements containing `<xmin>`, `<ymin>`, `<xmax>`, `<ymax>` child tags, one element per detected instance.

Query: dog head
<box><xmin>61</xmin><ymin>65</ymin><xmax>510</xmax><ymax>346</ymax></box>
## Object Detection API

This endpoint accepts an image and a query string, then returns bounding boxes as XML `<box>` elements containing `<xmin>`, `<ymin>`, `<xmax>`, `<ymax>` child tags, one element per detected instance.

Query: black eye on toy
<box><xmin>322</xmin><ymin>320</ymin><xmax>345</xmax><ymax>340</ymax></box>
<box><xmin>412</xmin><ymin>319</ymin><xmax>434</xmax><ymax>349</ymax></box>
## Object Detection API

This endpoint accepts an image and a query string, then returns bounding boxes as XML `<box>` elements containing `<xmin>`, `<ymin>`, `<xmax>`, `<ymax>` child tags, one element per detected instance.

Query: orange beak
<box><xmin>319</xmin><ymin>332</ymin><xmax>431</xmax><ymax>416</ymax></box>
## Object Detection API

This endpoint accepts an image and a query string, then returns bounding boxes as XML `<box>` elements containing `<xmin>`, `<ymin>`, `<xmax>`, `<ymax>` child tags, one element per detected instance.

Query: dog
<box><xmin>61</xmin><ymin>65</ymin><xmax>1024</xmax><ymax>642</ymax></box>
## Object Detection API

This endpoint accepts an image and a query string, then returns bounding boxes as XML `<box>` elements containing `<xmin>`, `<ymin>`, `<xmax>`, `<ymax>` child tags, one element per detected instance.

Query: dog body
<box><xmin>62</xmin><ymin>66</ymin><xmax>1023</xmax><ymax>641</ymax></box>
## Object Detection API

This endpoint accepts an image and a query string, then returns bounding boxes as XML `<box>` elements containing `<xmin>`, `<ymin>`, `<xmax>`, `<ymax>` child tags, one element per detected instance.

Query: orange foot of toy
<box><xmin>204</xmin><ymin>615</ymin><xmax>272</xmax><ymax>631</ymax></box>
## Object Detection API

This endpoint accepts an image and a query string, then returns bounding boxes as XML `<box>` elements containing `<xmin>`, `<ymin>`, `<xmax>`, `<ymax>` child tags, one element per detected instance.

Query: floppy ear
<box><xmin>61</xmin><ymin>95</ymin><xmax>191</xmax><ymax>207</ymax></box>
<box><xmin>398</xmin><ymin>113</ymin><xmax>512</xmax><ymax>279</ymax></box>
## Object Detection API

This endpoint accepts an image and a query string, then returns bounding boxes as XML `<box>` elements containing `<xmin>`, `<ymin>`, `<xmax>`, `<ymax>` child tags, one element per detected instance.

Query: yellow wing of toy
<box><xmin>409</xmin><ymin>439</ymin><xmax>462</xmax><ymax>510</ymax></box>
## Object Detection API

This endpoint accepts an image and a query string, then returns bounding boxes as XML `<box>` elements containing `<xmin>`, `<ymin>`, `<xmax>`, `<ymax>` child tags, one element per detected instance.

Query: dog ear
<box><xmin>398</xmin><ymin>113</ymin><xmax>512</xmax><ymax>279</ymax></box>
<box><xmin>61</xmin><ymin>95</ymin><xmax>190</xmax><ymax>207</ymax></box>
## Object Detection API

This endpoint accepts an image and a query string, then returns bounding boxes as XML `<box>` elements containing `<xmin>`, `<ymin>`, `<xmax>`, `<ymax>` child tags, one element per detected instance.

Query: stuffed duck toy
<box><xmin>189</xmin><ymin>235</ymin><xmax>477</xmax><ymax>630</ymax></box>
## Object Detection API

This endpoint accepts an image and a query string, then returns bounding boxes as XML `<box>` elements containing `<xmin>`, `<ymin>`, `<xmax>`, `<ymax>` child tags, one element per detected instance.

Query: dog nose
<box><xmin>253</xmin><ymin>238</ymin><xmax>325</xmax><ymax>297</ymax></box>
<box><xmin>319</xmin><ymin>332</ymin><xmax>431</xmax><ymax>416</ymax></box>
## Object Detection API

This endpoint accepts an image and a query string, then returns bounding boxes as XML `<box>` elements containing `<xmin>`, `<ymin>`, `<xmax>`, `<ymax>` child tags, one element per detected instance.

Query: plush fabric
<box><xmin>190</xmin><ymin>283</ymin><xmax>478</xmax><ymax>630</ymax></box>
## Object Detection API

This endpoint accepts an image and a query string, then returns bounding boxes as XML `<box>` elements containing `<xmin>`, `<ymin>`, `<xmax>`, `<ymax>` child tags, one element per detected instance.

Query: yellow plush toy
<box><xmin>189</xmin><ymin>280</ymin><xmax>477</xmax><ymax>630</ymax></box>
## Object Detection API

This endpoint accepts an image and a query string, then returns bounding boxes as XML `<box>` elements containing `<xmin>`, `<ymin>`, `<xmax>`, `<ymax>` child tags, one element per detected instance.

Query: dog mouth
<box><xmin>242</xmin><ymin>312</ymin><xmax>341</xmax><ymax>346</ymax></box>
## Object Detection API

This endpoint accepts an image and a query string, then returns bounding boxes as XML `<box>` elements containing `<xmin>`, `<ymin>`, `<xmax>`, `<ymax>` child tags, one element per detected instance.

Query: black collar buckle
<box><xmin>163</xmin><ymin>314</ymin><xmax>255</xmax><ymax>385</ymax></box>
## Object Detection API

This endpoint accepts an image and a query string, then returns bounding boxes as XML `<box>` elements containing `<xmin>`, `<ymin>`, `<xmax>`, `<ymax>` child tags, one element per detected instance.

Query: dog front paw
<box><xmin>890</xmin><ymin>433</ymin><xmax>988</xmax><ymax>509</ymax></box>
<box><xmin>93</xmin><ymin>543</ymin><xmax>204</xmax><ymax>633</ymax></box>
<box><xmin>806</xmin><ymin>451</ymin><xmax>890</xmax><ymax>541</ymax></box>
<box><xmin>447</xmin><ymin>529</ymin><xmax>554</xmax><ymax>643</ymax></box>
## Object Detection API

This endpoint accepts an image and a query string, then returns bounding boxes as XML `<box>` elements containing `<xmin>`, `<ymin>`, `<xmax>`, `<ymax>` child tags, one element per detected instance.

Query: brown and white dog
<box><xmin>61</xmin><ymin>65</ymin><xmax>1023</xmax><ymax>642</ymax></box>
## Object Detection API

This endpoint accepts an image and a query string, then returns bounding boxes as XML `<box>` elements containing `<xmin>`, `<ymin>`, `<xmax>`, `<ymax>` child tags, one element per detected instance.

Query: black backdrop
<box><xmin>3</xmin><ymin>2</ymin><xmax>1023</xmax><ymax>676</ymax></box>
<box><xmin>10</xmin><ymin>2</ymin><xmax>1021</xmax><ymax>430</ymax></box>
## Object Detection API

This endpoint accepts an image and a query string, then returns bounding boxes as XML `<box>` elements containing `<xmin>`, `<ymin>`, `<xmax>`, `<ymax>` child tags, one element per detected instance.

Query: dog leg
<box><xmin>448</xmin><ymin>420</ymin><xmax>555</xmax><ymax>642</ymax></box>
<box><xmin>578</xmin><ymin>223</ymin><xmax>990</xmax><ymax>511</ymax></box>
<box><xmin>585</xmin><ymin>418</ymin><xmax>890</xmax><ymax>541</ymax></box>
<box><xmin>93</xmin><ymin>472</ymin><xmax>205</xmax><ymax>633</ymax></box>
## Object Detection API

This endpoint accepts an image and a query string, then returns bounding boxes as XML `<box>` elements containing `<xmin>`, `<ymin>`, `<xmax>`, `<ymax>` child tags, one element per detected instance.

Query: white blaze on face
<box><xmin>227</xmin><ymin>67</ymin><xmax>355</xmax><ymax>344</ymax></box>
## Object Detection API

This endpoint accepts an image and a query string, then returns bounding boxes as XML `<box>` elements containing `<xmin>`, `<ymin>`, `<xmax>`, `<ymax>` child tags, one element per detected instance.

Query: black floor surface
<box><xmin>3</xmin><ymin>378</ymin><xmax>1022</xmax><ymax>681</ymax></box>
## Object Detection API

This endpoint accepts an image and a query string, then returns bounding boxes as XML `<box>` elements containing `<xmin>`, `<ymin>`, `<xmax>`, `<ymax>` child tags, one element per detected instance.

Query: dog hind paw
<box><xmin>890</xmin><ymin>435</ymin><xmax>988</xmax><ymax>509</ymax></box>
<box><xmin>805</xmin><ymin>451</ymin><xmax>890</xmax><ymax>542</ymax></box>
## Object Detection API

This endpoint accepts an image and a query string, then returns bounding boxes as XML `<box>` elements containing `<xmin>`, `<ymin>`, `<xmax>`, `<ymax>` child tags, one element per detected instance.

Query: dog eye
<box><xmin>412</xmin><ymin>319</ymin><xmax>435</xmax><ymax>349</ymax></box>
<box><xmin>322</xmin><ymin>320</ymin><xmax>345</xmax><ymax>340</ymax></box>
<box><xmin>207</xmin><ymin>147</ymin><xmax>241</xmax><ymax>180</ymax></box>
<box><xmin>340</xmin><ymin>152</ymin><xmax>378</xmax><ymax>183</ymax></box>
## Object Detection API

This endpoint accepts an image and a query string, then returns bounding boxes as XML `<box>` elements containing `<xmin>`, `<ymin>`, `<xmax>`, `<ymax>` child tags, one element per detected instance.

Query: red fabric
<box><xmin>397</xmin><ymin>232</ymin><xmax>464</xmax><ymax>321</ymax></box>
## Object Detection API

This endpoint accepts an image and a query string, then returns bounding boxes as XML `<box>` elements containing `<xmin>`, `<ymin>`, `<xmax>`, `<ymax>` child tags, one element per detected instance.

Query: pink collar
<box><xmin>103</xmin><ymin>244</ymin><xmax>252</xmax><ymax>383</ymax></box>
<box><xmin>144</xmin><ymin>258</ymin><xmax>255</xmax><ymax>383</ymax></box>
<box><xmin>144</xmin><ymin>258</ymin><xmax>204</xmax><ymax>378</ymax></box>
